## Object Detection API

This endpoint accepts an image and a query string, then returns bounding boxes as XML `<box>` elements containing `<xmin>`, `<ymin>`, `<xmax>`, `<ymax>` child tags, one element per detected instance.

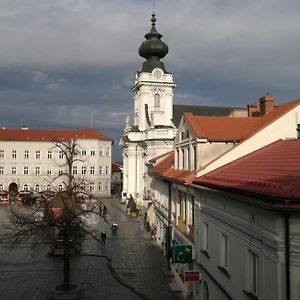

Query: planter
<box><xmin>48</xmin><ymin>284</ymin><xmax>84</xmax><ymax>300</ymax></box>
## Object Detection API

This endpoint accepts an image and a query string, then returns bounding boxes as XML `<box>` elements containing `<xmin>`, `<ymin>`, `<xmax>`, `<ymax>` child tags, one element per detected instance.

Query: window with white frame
<box><xmin>89</xmin><ymin>183</ymin><xmax>94</xmax><ymax>191</ymax></box>
<box><xmin>105</xmin><ymin>166</ymin><xmax>109</xmax><ymax>175</ymax></box>
<box><xmin>35</xmin><ymin>166</ymin><xmax>40</xmax><ymax>175</ymax></box>
<box><xmin>154</xmin><ymin>93</ymin><xmax>160</xmax><ymax>107</ymax></box>
<box><xmin>11</xmin><ymin>166</ymin><xmax>17</xmax><ymax>175</ymax></box>
<box><xmin>99</xmin><ymin>182</ymin><xmax>103</xmax><ymax>191</ymax></box>
<box><xmin>99</xmin><ymin>166</ymin><xmax>103</xmax><ymax>175</ymax></box>
<box><xmin>104</xmin><ymin>182</ymin><xmax>108</xmax><ymax>190</ymax></box>
<box><xmin>72</xmin><ymin>166</ymin><xmax>78</xmax><ymax>175</ymax></box>
<box><xmin>36</xmin><ymin>150</ymin><xmax>41</xmax><ymax>159</ymax></box>
<box><xmin>59</xmin><ymin>150</ymin><xmax>64</xmax><ymax>159</ymax></box>
<box><xmin>90</xmin><ymin>166</ymin><xmax>95</xmax><ymax>175</ymax></box>
<box><xmin>24</xmin><ymin>150</ymin><xmax>29</xmax><ymax>159</ymax></box>
<box><xmin>90</xmin><ymin>150</ymin><xmax>95</xmax><ymax>156</ymax></box>
<box><xmin>248</xmin><ymin>251</ymin><xmax>259</xmax><ymax>297</ymax></box>
<box><xmin>35</xmin><ymin>184</ymin><xmax>40</xmax><ymax>192</ymax></box>
<box><xmin>201</xmin><ymin>221</ymin><xmax>209</xmax><ymax>255</ymax></box>
<box><xmin>46</xmin><ymin>184</ymin><xmax>51</xmax><ymax>191</ymax></box>
<box><xmin>0</xmin><ymin>166</ymin><xmax>4</xmax><ymax>175</ymax></box>
<box><xmin>48</xmin><ymin>150</ymin><xmax>52</xmax><ymax>159</ymax></box>
<box><xmin>81</xmin><ymin>166</ymin><xmax>86</xmax><ymax>175</ymax></box>
<box><xmin>12</xmin><ymin>150</ymin><xmax>17</xmax><ymax>159</ymax></box>
<box><xmin>0</xmin><ymin>150</ymin><xmax>4</xmax><ymax>159</ymax></box>
<box><xmin>99</xmin><ymin>148</ymin><xmax>104</xmax><ymax>156</ymax></box>
<box><xmin>23</xmin><ymin>166</ymin><xmax>29</xmax><ymax>175</ymax></box>
<box><xmin>58</xmin><ymin>169</ymin><xmax>63</xmax><ymax>175</ymax></box>
<box><xmin>47</xmin><ymin>168</ymin><xmax>52</xmax><ymax>175</ymax></box>
<box><xmin>81</xmin><ymin>150</ymin><xmax>86</xmax><ymax>156</ymax></box>
<box><xmin>219</xmin><ymin>233</ymin><xmax>229</xmax><ymax>274</ymax></box>
<box><xmin>106</xmin><ymin>148</ymin><xmax>110</xmax><ymax>156</ymax></box>
<box><xmin>58</xmin><ymin>184</ymin><xmax>63</xmax><ymax>192</ymax></box>
<box><xmin>0</xmin><ymin>183</ymin><xmax>3</xmax><ymax>191</ymax></box>
<box><xmin>23</xmin><ymin>184</ymin><xmax>29</xmax><ymax>191</ymax></box>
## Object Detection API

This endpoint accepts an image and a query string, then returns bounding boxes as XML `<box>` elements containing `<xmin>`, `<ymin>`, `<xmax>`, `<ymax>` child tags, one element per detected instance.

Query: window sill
<box><xmin>217</xmin><ymin>265</ymin><xmax>230</xmax><ymax>278</ymax></box>
<box><xmin>243</xmin><ymin>290</ymin><xmax>259</xmax><ymax>300</ymax></box>
<box><xmin>201</xmin><ymin>250</ymin><xmax>210</xmax><ymax>258</ymax></box>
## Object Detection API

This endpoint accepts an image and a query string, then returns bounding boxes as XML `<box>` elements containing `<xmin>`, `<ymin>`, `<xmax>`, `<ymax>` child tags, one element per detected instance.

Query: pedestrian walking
<box><xmin>101</xmin><ymin>229</ymin><xmax>106</xmax><ymax>245</ymax></box>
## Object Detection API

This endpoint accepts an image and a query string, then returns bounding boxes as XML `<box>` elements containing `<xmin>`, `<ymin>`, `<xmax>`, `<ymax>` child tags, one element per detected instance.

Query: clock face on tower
<box><xmin>153</xmin><ymin>68</ymin><xmax>163</xmax><ymax>79</ymax></box>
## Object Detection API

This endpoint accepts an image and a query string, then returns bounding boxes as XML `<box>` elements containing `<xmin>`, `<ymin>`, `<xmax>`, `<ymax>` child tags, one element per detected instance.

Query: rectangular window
<box><xmin>72</xmin><ymin>166</ymin><xmax>78</xmax><ymax>175</ymax></box>
<box><xmin>47</xmin><ymin>169</ymin><xmax>52</xmax><ymax>175</ymax></box>
<box><xmin>202</xmin><ymin>222</ymin><xmax>208</xmax><ymax>253</ymax></box>
<box><xmin>58</xmin><ymin>169</ymin><xmax>63</xmax><ymax>175</ymax></box>
<box><xmin>48</xmin><ymin>150</ymin><xmax>52</xmax><ymax>159</ymax></box>
<box><xmin>106</xmin><ymin>148</ymin><xmax>110</xmax><ymax>156</ymax></box>
<box><xmin>23</xmin><ymin>166</ymin><xmax>29</xmax><ymax>175</ymax></box>
<box><xmin>0</xmin><ymin>166</ymin><xmax>4</xmax><ymax>175</ymax></box>
<box><xmin>81</xmin><ymin>166</ymin><xmax>86</xmax><ymax>175</ymax></box>
<box><xmin>24</xmin><ymin>150</ymin><xmax>29</xmax><ymax>159</ymax></box>
<box><xmin>90</xmin><ymin>166</ymin><xmax>95</xmax><ymax>175</ymax></box>
<box><xmin>12</xmin><ymin>166</ymin><xmax>17</xmax><ymax>175</ymax></box>
<box><xmin>35</xmin><ymin>150</ymin><xmax>41</xmax><ymax>159</ymax></box>
<box><xmin>99</xmin><ymin>148</ymin><xmax>104</xmax><ymax>156</ymax></box>
<box><xmin>104</xmin><ymin>182</ymin><xmax>108</xmax><ymax>190</ymax></box>
<box><xmin>105</xmin><ymin>166</ymin><xmax>109</xmax><ymax>175</ymax></box>
<box><xmin>90</xmin><ymin>150</ymin><xmax>95</xmax><ymax>156</ymax></box>
<box><xmin>99</xmin><ymin>182</ymin><xmax>103</xmax><ymax>191</ymax></box>
<box><xmin>249</xmin><ymin>251</ymin><xmax>259</xmax><ymax>295</ymax></box>
<box><xmin>89</xmin><ymin>183</ymin><xmax>94</xmax><ymax>191</ymax></box>
<box><xmin>35</xmin><ymin>166</ymin><xmax>40</xmax><ymax>175</ymax></box>
<box><xmin>0</xmin><ymin>150</ymin><xmax>4</xmax><ymax>159</ymax></box>
<box><xmin>12</xmin><ymin>150</ymin><xmax>17</xmax><ymax>159</ymax></box>
<box><xmin>59</xmin><ymin>150</ymin><xmax>64</xmax><ymax>159</ymax></box>
<box><xmin>81</xmin><ymin>150</ymin><xmax>86</xmax><ymax>156</ymax></box>
<box><xmin>220</xmin><ymin>233</ymin><xmax>228</xmax><ymax>269</ymax></box>
<box><xmin>99</xmin><ymin>166</ymin><xmax>103</xmax><ymax>175</ymax></box>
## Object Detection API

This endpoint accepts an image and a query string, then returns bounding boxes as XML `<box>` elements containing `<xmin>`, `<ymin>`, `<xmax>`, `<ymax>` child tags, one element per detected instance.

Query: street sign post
<box><xmin>184</xmin><ymin>271</ymin><xmax>201</xmax><ymax>282</ymax></box>
<box><xmin>173</xmin><ymin>244</ymin><xmax>193</xmax><ymax>263</ymax></box>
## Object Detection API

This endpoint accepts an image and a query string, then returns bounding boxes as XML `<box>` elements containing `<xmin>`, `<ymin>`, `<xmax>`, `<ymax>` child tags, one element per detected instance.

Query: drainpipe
<box><xmin>166</xmin><ymin>181</ymin><xmax>172</xmax><ymax>270</ymax></box>
<box><xmin>285</xmin><ymin>213</ymin><xmax>290</xmax><ymax>300</ymax></box>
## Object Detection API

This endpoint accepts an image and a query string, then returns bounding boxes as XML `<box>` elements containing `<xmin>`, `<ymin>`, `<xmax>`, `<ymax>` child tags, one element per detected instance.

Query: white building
<box><xmin>193</xmin><ymin>139</ymin><xmax>300</xmax><ymax>300</ymax></box>
<box><xmin>0</xmin><ymin>127</ymin><xmax>112</xmax><ymax>199</ymax></box>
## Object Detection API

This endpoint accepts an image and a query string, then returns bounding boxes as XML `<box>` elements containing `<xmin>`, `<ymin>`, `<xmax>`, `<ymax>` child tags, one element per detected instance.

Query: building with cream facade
<box><xmin>0</xmin><ymin>127</ymin><xmax>112</xmax><ymax>199</ymax></box>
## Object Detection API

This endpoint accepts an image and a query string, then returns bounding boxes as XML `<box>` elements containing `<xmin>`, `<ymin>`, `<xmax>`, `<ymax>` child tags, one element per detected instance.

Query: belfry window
<box><xmin>154</xmin><ymin>93</ymin><xmax>160</xmax><ymax>107</ymax></box>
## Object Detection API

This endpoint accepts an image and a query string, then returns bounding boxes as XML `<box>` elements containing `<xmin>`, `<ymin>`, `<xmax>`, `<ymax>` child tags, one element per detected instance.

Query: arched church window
<box><xmin>154</xmin><ymin>93</ymin><xmax>160</xmax><ymax>107</ymax></box>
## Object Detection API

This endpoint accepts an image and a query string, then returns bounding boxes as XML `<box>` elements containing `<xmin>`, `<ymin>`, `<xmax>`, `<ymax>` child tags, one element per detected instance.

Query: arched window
<box><xmin>23</xmin><ymin>184</ymin><xmax>29</xmax><ymax>192</ymax></box>
<box><xmin>34</xmin><ymin>184</ymin><xmax>40</xmax><ymax>192</ymax></box>
<box><xmin>154</xmin><ymin>93</ymin><xmax>160</xmax><ymax>107</ymax></box>
<box><xmin>0</xmin><ymin>183</ymin><xmax>3</xmax><ymax>192</ymax></box>
<box><xmin>46</xmin><ymin>184</ymin><xmax>51</xmax><ymax>191</ymax></box>
<box><xmin>58</xmin><ymin>184</ymin><xmax>63</xmax><ymax>192</ymax></box>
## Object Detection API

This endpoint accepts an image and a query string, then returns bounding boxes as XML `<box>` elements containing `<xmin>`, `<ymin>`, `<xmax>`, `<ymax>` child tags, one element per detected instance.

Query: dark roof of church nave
<box><xmin>172</xmin><ymin>104</ymin><xmax>235</xmax><ymax>127</ymax></box>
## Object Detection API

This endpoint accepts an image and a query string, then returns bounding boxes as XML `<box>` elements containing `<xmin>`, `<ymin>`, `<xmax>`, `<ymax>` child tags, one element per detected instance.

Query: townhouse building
<box><xmin>0</xmin><ymin>127</ymin><xmax>112</xmax><ymax>200</ymax></box>
<box><xmin>193</xmin><ymin>139</ymin><xmax>300</xmax><ymax>300</ymax></box>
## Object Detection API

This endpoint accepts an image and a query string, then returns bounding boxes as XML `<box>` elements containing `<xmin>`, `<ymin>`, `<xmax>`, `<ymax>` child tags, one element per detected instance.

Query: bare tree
<box><xmin>4</xmin><ymin>139</ymin><xmax>100</xmax><ymax>294</ymax></box>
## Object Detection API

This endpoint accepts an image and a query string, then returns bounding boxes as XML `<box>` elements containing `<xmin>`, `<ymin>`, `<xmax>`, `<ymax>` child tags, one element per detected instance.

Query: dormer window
<box><xmin>154</xmin><ymin>93</ymin><xmax>160</xmax><ymax>107</ymax></box>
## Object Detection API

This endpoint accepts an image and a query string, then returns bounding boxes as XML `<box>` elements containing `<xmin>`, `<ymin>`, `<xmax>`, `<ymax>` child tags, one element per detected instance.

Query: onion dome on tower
<box><xmin>138</xmin><ymin>10</ymin><xmax>169</xmax><ymax>73</ymax></box>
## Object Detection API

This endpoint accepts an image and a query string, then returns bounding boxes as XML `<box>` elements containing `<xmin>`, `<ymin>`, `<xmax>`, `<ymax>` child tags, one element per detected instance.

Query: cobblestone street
<box><xmin>0</xmin><ymin>198</ymin><xmax>183</xmax><ymax>300</ymax></box>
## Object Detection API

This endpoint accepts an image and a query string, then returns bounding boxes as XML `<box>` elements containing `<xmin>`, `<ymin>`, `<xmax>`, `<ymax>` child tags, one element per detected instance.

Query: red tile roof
<box><xmin>149</xmin><ymin>152</ymin><xmax>174</xmax><ymax>177</ymax></box>
<box><xmin>194</xmin><ymin>139</ymin><xmax>300</xmax><ymax>202</ymax></box>
<box><xmin>0</xmin><ymin>127</ymin><xmax>112</xmax><ymax>142</ymax></box>
<box><xmin>184</xmin><ymin>99</ymin><xmax>300</xmax><ymax>142</ymax></box>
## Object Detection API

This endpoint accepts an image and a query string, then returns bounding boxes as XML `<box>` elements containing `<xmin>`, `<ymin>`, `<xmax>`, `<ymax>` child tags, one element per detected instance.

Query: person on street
<box><xmin>101</xmin><ymin>229</ymin><xmax>106</xmax><ymax>245</ymax></box>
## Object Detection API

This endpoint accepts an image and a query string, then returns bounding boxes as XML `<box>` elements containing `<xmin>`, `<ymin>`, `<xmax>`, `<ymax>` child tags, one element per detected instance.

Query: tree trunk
<box><xmin>63</xmin><ymin>233</ymin><xmax>71</xmax><ymax>291</ymax></box>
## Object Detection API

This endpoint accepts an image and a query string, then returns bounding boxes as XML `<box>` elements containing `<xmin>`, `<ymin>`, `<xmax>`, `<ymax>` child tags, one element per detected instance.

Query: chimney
<box><xmin>259</xmin><ymin>93</ymin><xmax>275</xmax><ymax>115</ymax></box>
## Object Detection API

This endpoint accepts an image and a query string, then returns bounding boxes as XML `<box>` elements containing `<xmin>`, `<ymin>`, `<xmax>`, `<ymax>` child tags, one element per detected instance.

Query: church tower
<box><xmin>120</xmin><ymin>10</ymin><xmax>176</xmax><ymax>204</ymax></box>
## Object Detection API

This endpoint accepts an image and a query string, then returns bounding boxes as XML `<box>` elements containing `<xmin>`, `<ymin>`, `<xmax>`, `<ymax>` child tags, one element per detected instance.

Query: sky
<box><xmin>1</xmin><ymin>0</ymin><xmax>300</xmax><ymax>161</ymax></box>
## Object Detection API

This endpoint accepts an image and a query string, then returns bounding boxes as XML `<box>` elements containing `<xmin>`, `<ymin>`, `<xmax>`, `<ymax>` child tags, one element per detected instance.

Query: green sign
<box><xmin>173</xmin><ymin>245</ymin><xmax>192</xmax><ymax>263</ymax></box>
